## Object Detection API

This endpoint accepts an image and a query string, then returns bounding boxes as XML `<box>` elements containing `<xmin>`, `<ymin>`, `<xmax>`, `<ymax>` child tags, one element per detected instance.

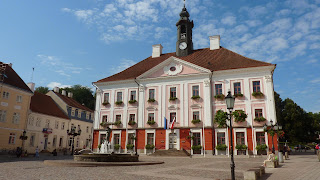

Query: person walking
<box><xmin>35</xmin><ymin>146</ymin><xmax>39</xmax><ymax>158</ymax></box>
<box><xmin>316</xmin><ymin>144</ymin><xmax>319</xmax><ymax>155</ymax></box>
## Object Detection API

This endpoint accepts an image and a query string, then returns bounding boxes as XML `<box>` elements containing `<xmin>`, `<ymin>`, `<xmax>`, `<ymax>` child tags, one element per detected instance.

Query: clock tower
<box><xmin>176</xmin><ymin>5</ymin><xmax>194</xmax><ymax>57</ymax></box>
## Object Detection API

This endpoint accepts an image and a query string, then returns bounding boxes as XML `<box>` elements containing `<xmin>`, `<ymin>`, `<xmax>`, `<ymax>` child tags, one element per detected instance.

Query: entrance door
<box><xmin>169</xmin><ymin>133</ymin><xmax>177</xmax><ymax>149</ymax></box>
<box><xmin>44</xmin><ymin>137</ymin><xmax>48</xmax><ymax>150</ymax></box>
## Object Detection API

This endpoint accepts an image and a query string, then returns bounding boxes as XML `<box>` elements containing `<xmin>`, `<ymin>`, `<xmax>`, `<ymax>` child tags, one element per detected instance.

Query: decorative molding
<box><xmin>168</xmin><ymin>105</ymin><xmax>179</xmax><ymax>110</ymax></box>
<box><xmin>190</xmin><ymin>104</ymin><xmax>202</xmax><ymax>109</ymax></box>
<box><xmin>146</xmin><ymin>106</ymin><xmax>157</xmax><ymax>111</ymax></box>
<box><xmin>204</xmin><ymin>79</ymin><xmax>210</xmax><ymax>87</ymax></box>
<box><xmin>1</xmin><ymin>102</ymin><xmax>8</xmax><ymax>107</ymax></box>
<box><xmin>265</xmin><ymin>75</ymin><xmax>272</xmax><ymax>82</ymax></box>
<box><xmin>163</xmin><ymin>62</ymin><xmax>183</xmax><ymax>76</ymax></box>
<box><xmin>139</xmin><ymin>84</ymin><xmax>144</xmax><ymax>92</ymax></box>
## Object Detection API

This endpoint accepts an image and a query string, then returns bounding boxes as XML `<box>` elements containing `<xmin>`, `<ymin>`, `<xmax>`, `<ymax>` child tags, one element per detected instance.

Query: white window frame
<box><xmin>2</xmin><ymin>92</ymin><xmax>9</xmax><ymax>99</ymax></box>
<box><xmin>232</xmin><ymin>81</ymin><xmax>243</xmax><ymax>95</ymax></box>
<box><xmin>233</xmin><ymin>128</ymin><xmax>247</xmax><ymax>156</ymax></box>
<box><xmin>8</xmin><ymin>133</ymin><xmax>16</xmax><ymax>144</ymax></box>
<box><xmin>12</xmin><ymin>112</ymin><xmax>20</xmax><ymax>124</ymax></box>
<box><xmin>16</xmin><ymin>95</ymin><xmax>22</xmax><ymax>102</ymax></box>
<box><xmin>191</xmin><ymin>84</ymin><xmax>200</xmax><ymax>97</ymax></box>
<box><xmin>145</xmin><ymin>129</ymin><xmax>156</xmax><ymax>154</ymax></box>
<box><xmin>0</xmin><ymin>110</ymin><xmax>7</xmax><ymax>122</ymax></box>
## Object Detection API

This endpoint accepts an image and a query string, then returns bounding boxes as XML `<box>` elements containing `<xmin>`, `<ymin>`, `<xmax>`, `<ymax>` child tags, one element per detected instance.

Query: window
<box><xmin>253</xmin><ymin>81</ymin><xmax>261</xmax><ymax>92</ymax></box>
<box><xmin>256</xmin><ymin>132</ymin><xmax>265</xmax><ymax>145</ymax></box>
<box><xmin>53</xmin><ymin>135</ymin><xmax>57</xmax><ymax>147</ymax></box>
<box><xmin>86</xmin><ymin>126</ymin><xmax>89</xmax><ymax>133</ymax></box>
<box><xmin>2</xmin><ymin>91</ymin><xmax>9</xmax><ymax>99</ymax></box>
<box><xmin>12</xmin><ymin>113</ymin><xmax>20</xmax><ymax>124</ymax></box>
<box><xmin>115</xmin><ymin>115</ymin><xmax>121</xmax><ymax>122</ymax></box>
<box><xmin>215</xmin><ymin>84</ymin><xmax>222</xmax><ymax>95</ymax></box>
<box><xmin>149</xmin><ymin>89</ymin><xmax>155</xmax><ymax>100</ymax></box>
<box><xmin>255</xmin><ymin>109</ymin><xmax>263</xmax><ymax>118</ymax></box>
<box><xmin>217</xmin><ymin>132</ymin><xmax>225</xmax><ymax>145</ymax></box>
<box><xmin>45</xmin><ymin>119</ymin><xmax>50</xmax><ymax>128</ymax></box>
<box><xmin>55</xmin><ymin>121</ymin><xmax>59</xmax><ymax>129</ymax></box>
<box><xmin>28</xmin><ymin>116</ymin><xmax>34</xmax><ymax>125</ymax></box>
<box><xmin>192</xmin><ymin>85</ymin><xmax>199</xmax><ymax>96</ymax></box>
<box><xmin>86</xmin><ymin>113</ymin><xmax>89</xmax><ymax>119</ymax></box>
<box><xmin>193</xmin><ymin>111</ymin><xmax>200</xmax><ymax>120</ymax></box>
<box><xmin>75</xmin><ymin>109</ymin><xmax>78</xmax><ymax>117</ymax></box>
<box><xmin>102</xmin><ymin>115</ymin><xmax>108</xmax><ymax>123</ymax></box>
<box><xmin>234</xmin><ymin>82</ymin><xmax>241</xmax><ymax>95</ymax></box>
<box><xmin>114</xmin><ymin>134</ymin><xmax>120</xmax><ymax>145</ymax></box>
<box><xmin>236</xmin><ymin>132</ymin><xmax>245</xmax><ymax>145</ymax></box>
<box><xmin>117</xmin><ymin>92</ymin><xmax>122</xmax><ymax>102</ymax></box>
<box><xmin>170</xmin><ymin>112</ymin><xmax>176</xmax><ymax>122</ymax></box>
<box><xmin>147</xmin><ymin>133</ymin><xmax>154</xmax><ymax>145</ymax></box>
<box><xmin>170</xmin><ymin>87</ymin><xmax>176</xmax><ymax>98</ymax></box>
<box><xmin>130</xmin><ymin>91</ymin><xmax>136</xmax><ymax>101</ymax></box>
<box><xmin>0</xmin><ymin>110</ymin><xmax>7</xmax><ymax>122</ymax></box>
<box><xmin>8</xmin><ymin>133</ymin><xmax>16</xmax><ymax>144</ymax></box>
<box><xmin>77</xmin><ymin>110</ymin><xmax>81</xmax><ymax>118</ymax></box>
<box><xmin>61</xmin><ymin>122</ymin><xmax>65</xmax><ymax>130</ymax></box>
<box><xmin>71</xmin><ymin>109</ymin><xmax>75</xmax><ymax>116</ymax></box>
<box><xmin>59</xmin><ymin>137</ymin><xmax>63</xmax><ymax>147</ymax></box>
<box><xmin>30</xmin><ymin>134</ymin><xmax>35</xmax><ymax>147</ymax></box>
<box><xmin>36</xmin><ymin>118</ymin><xmax>41</xmax><ymax>127</ymax></box>
<box><xmin>148</xmin><ymin>113</ymin><xmax>154</xmax><ymax>121</ymax></box>
<box><xmin>193</xmin><ymin>133</ymin><xmax>201</xmax><ymax>146</ymax></box>
<box><xmin>103</xmin><ymin>93</ymin><xmax>109</xmax><ymax>103</ymax></box>
<box><xmin>16</xmin><ymin>95</ymin><xmax>22</xmax><ymax>102</ymax></box>
<box><xmin>129</xmin><ymin>114</ymin><xmax>135</xmax><ymax>122</ymax></box>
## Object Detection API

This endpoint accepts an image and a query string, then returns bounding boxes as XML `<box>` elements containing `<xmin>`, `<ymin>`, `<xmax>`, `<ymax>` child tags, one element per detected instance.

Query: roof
<box><xmin>30</xmin><ymin>92</ymin><xmax>69</xmax><ymax>119</ymax></box>
<box><xmin>0</xmin><ymin>62</ymin><xmax>33</xmax><ymax>93</ymax></box>
<box><xmin>95</xmin><ymin>47</ymin><xmax>273</xmax><ymax>83</ymax></box>
<box><xmin>53</xmin><ymin>91</ymin><xmax>94</xmax><ymax>112</ymax></box>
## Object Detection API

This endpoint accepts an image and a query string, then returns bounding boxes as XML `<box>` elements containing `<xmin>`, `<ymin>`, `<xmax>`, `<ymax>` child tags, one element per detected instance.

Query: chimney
<box><xmin>27</xmin><ymin>82</ymin><xmax>35</xmax><ymax>92</ymax></box>
<box><xmin>68</xmin><ymin>92</ymin><xmax>73</xmax><ymax>98</ymax></box>
<box><xmin>62</xmin><ymin>90</ymin><xmax>66</xmax><ymax>96</ymax></box>
<box><xmin>152</xmin><ymin>44</ymin><xmax>163</xmax><ymax>58</ymax></box>
<box><xmin>209</xmin><ymin>35</ymin><xmax>220</xmax><ymax>50</ymax></box>
<box><xmin>53</xmin><ymin>87</ymin><xmax>59</xmax><ymax>93</ymax></box>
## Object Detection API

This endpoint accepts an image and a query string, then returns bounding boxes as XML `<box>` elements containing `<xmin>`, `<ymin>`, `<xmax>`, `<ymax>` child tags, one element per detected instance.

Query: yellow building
<box><xmin>0</xmin><ymin>62</ymin><xmax>33</xmax><ymax>151</ymax></box>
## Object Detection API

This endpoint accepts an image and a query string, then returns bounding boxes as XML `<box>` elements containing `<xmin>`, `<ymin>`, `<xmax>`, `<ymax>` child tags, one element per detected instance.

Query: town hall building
<box><xmin>92</xmin><ymin>6</ymin><xmax>278</xmax><ymax>156</ymax></box>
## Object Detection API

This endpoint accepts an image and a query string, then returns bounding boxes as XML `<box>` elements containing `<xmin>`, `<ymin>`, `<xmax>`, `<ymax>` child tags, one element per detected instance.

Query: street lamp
<box><xmin>264</xmin><ymin>120</ymin><xmax>282</xmax><ymax>154</ymax></box>
<box><xmin>67</xmin><ymin>126</ymin><xmax>81</xmax><ymax>155</ymax></box>
<box><xmin>19</xmin><ymin>130</ymin><xmax>28</xmax><ymax>151</ymax></box>
<box><xmin>225</xmin><ymin>91</ymin><xmax>235</xmax><ymax>180</ymax></box>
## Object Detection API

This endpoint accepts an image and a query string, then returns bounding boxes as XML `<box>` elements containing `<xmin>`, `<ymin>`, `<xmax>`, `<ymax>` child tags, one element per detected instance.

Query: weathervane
<box><xmin>184</xmin><ymin>0</ymin><xmax>186</xmax><ymax>8</ymax></box>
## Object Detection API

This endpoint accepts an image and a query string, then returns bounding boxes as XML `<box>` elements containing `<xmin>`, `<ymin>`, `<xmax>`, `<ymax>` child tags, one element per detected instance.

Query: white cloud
<box><xmin>110</xmin><ymin>59</ymin><xmax>137</xmax><ymax>74</ymax></box>
<box><xmin>310</xmin><ymin>78</ymin><xmax>320</xmax><ymax>84</ymax></box>
<box><xmin>306</xmin><ymin>59</ymin><xmax>318</xmax><ymax>64</ymax></box>
<box><xmin>47</xmin><ymin>82</ymin><xmax>71</xmax><ymax>89</ymax></box>
<box><xmin>310</xmin><ymin>43</ymin><xmax>320</xmax><ymax>49</ymax></box>
<box><xmin>221</xmin><ymin>16</ymin><xmax>236</xmax><ymax>26</ymax></box>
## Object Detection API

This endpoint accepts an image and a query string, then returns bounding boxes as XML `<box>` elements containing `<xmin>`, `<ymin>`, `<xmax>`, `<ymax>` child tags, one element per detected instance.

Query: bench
<box><xmin>243</xmin><ymin>166</ymin><xmax>265</xmax><ymax>180</ymax></box>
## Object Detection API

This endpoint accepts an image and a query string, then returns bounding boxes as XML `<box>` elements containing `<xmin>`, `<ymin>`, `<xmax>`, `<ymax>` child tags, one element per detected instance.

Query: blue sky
<box><xmin>0</xmin><ymin>0</ymin><xmax>319</xmax><ymax>112</ymax></box>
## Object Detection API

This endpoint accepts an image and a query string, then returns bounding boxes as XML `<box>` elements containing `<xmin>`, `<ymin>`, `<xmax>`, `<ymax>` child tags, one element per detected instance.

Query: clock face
<box><xmin>179</xmin><ymin>42</ymin><xmax>187</xmax><ymax>50</ymax></box>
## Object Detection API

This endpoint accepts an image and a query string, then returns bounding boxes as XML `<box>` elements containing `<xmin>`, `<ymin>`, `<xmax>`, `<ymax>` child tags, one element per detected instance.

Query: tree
<box><xmin>60</xmin><ymin>85</ymin><xmax>95</xmax><ymax>110</ymax></box>
<box><xmin>35</xmin><ymin>86</ymin><xmax>49</xmax><ymax>94</ymax></box>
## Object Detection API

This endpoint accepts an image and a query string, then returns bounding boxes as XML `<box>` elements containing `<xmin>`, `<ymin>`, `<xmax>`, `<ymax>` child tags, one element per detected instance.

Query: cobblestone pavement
<box><xmin>0</xmin><ymin>154</ymin><xmax>264</xmax><ymax>180</ymax></box>
<box><xmin>262</xmin><ymin>151</ymin><xmax>320</xmax><ymax>180</ymax></box>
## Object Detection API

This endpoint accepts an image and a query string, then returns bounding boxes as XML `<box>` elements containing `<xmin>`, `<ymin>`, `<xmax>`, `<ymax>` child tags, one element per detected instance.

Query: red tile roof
<box><xmin>30</xmin><ymin>92</ymin><xmax>69</xmax><ymax>119</ymax></box>
<box><xmin>0</xmin><ymin>62</ymin><xmax>33</xmax><ymax>93</ymax></box>
<box><xmin>54</xmin><ymin>92</ymin><xmax>94</xmax><ymax>112</ymax></box>
<box><xmin>95</xmin><ymin>47</ymin><xmax>273</xmax><ymax>83</ymax></box>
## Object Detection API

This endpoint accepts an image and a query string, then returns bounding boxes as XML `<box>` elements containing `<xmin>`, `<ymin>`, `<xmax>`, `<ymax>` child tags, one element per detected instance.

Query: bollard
<box><xmin>278</xmin><ymin>152</ymin><xmax>284</xmax><ymax>163</ymax></box>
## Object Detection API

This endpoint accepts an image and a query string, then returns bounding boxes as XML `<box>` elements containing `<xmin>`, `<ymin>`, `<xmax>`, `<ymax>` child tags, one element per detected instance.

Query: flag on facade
<box><xmin>164</xmin><ymin>117</ymin><xmax>167</xmax><ymax>129</ymax></box>
<box><xmin>170</xmin><ymin>117</ymin><xmax>176</xmax><ymax>129</ymax></box>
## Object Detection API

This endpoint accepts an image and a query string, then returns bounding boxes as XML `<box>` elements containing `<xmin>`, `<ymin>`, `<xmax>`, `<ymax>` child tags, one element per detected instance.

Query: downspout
<box><xmin>209</xmin><ymin>70</ymin><xmax>214</xmax><ymax>155</ymax></box>
<box><xmin>134</xmin><ymin>78</ymin><xmax>140</xmax><ymax>154</ymax></box>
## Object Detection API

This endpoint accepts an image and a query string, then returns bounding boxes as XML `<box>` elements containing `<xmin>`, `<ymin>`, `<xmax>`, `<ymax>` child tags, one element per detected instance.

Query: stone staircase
<box><xmin>150</xmin><ymin>149</ymin><xmax>190</xmax><ymax>157</ymax></box>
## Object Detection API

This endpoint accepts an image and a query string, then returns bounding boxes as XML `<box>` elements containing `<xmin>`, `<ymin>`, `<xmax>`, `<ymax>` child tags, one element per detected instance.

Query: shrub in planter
<box><xmin>147</xmin><ymin>120</ymin><xmax>156</xmax><ymax>125</ymax></box>
<box><xmin>216</xmin><ymin>144</ymin><xmax>227</xmax><ymax>151</ymax></box>
<box><xmin>102</xmin><ymin>102</ymin><xmax>110</xmax><ymax>106</ymax></box>
<box><xmin>145</xmin><ymin>144</ymin><xmax>155</xmax><ymax>149</ymax></box>
<box><xmin>235</xmin><ymin>144</ymin><xmax>247</xmax><ymax>150</ymax></box>
<box><xmin>100</xmin><ymin>122</ymin><xmax>108</xmax><ymax>127</ymax></box>
<box><xmin>128</xmin><ymin>121</ymin><xmax>136</xmax><ymax>125</ymax></box>
<box><xmin>234</xmin><ymin>93</ymin><xmax>244</xmax><ymax>97</ymax></box>
<box><xmin>115</xmin><ymin>101</ymin><xmax>123</xmax><ymax>105</ymax></box>
<box><xmin>232</xmin><ymin>110</ymin><xmax>248</xmax><ymax>123</ymax></box>
<box><xmin>214</xmin><ymin>94</ymin><xmax>225</xmax><ymax>100</ymax></box>
<box><xmin>214</xmin><ymin>110</ymin><xmax>227</xmax><ymax>128</ymax></box>
<box><xmin>256</xmin><ymin>144</ymin><xmax>268</xmax><ymax>151</ymax></box>
<box><xmin>252</xmin><ymin>92</ymin><xmax>264</xmax><ymax>97</ymax></box>
<box><xmin>114</xmin><ymin>144</ymin><xmax>120</xmax><ymax>150</ymax></box>
<box><xmin>126</xmin><ymin>144</ymin><xmax>134</xmax><ymax>150</ymax></box>
<box><xmin>191</xmin><ymin>119</ymin><xmax>201</xmax><ymax>124</ymax></box>
<box><xmin>114</xmin><ymin>120</ymin><xmax>122</xmax><ymax>126</ymax></box>
<box><xmin>191</xmin><ymin>95</ymin><xmax>200</xmax><ymax>100</ymax></box>
<box><xmin>128</xmin><ymin>100</ymin><xmax>137</xmax><ymax>104</ymax></box>
<box><xmin>147</xmin><ymin>98</ymin><xmax>155</xmax><ymax>102</ymax></box>
<box><xmin>169</xmin><ymin>97</ymin><xmax>178</xmax><ymax>101</ymax></box>
<box><xmin>254</xmin><ymin>117</ymin><xmax>266</xmax><ymax>122</ymax></box>
<box><xmin>191</xmin><ymin>145</ymin><xmax>202</xmax><ymax>151</ymax></box>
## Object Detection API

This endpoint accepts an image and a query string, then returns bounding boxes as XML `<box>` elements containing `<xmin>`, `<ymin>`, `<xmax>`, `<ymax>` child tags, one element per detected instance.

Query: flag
<box><xmin>164</xmin><ymin>117</ymin><xmax>167</xmax><ymax>129</ymax></box>
<box><xmin>170</xmin><ymin>117</ymin><xmax>176</xmax><ymax>129</ymax></box>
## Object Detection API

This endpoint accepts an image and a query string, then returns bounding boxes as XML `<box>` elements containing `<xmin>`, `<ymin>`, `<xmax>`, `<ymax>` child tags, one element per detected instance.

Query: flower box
<box><xmin>115</xmin><ymin>101</ymin><xmax>123</xmax><ymax>105</ymax></box>
<box><xmin>252</xmin><ymin>92</ymin><xmax>264</xmax><ymax>97</ymax></box>
<box><xmin>147</xmin><ymin>120</ymin><xmax>156</xmax><ymax>125</ymax></box>
<box><xmin>102</xmin><ymin>102</ymin><xmax>110</xmax><ymax>106</ymax></box>
<box><xmin>216</xmin><ymin>144</ymin><xmax>227</xmax><ymax>151</ymax></box>
<box><xmin>191</xmin><ymin>119</ymin><xmax>201</xmax><ymax>124</ymax></box>
<box><xmin>114</xmin><ymin>144</ymin><xmax>120</xmax><ymax>150</ymax></box>
<box><xmin>192</xmin><ymin>145</ymin><xmax>202</xmax><ymax>151</ymax></box>
<box><xmin>191</xmin><ymin>95</ymin><xmax>200</xmax><ymax>100</ymax></box>
<box><xmin>214</xmin><ymin>94</ymin><xmax>225</xmax><ymax>100</ymax></box>
<box><xmin>232</xmin><ymin>110</ymin><xmax>247</xmax><ymax>123</ymax></box>
<box><xmin>234</xmin><ymin>93</ymin><xmax>244</xmax><ymax>97</ymax></box>
<box><xmin>145</xmin><ymin>144</ymin><xmax>155</xmax><ymax>149</ymax></box>
<box><xmin>147</xmin><ymin>98</ymin><xmax>155</xmax><ymax>102</ymax></box>
<box><xmin>254</xmin><ymin>117</ymin><xmax>266</xmax><ymax>122</ymax></box>
<box><xmin>128</xmin><ymin>121</ymin><xmax>136</xmax><ymax>125</ymax></box>
<box><xmin>236</xmin><ymin>144</ymin><xmax>247</xmax><ymax>150</ymax></box>
<box><xmin>126</xmin><ymin>144</ymin><xmax>134</xmax><ymax>150</ymax></box>
<box><xmin>128</xmin><ymin>100</ymin><xmax>137</xmax><ymax>104</ymax></box>
<box><xmin>169</xmin><ymin>97</ymin><xmax>178</xmax><ymax>101</ymax></box>
<box><xmin>114</xmin><ymin>120</ymin><xmax>122</xmax><ymax>126</ymax></box>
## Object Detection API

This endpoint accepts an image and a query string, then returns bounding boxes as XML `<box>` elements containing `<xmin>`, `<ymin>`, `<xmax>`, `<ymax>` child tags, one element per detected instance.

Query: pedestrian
<box><xmin>298</xmin><ymin>144</ymin><xmax>302</xmax><ymax>152</ymax></box>
<box><xmin>35</xmin><ymin>146</ymin><xmax>39</xmax><ymax>158</ymax></box>
<box><xmin>16</xmin><ymin>147</ymin><xmax>22</xmax><ymax>158</ymax></box>
<box><xmin>52</xmin><ymin>149</ymin><xmax>57</xmax><ymax>156</ymax></box>
<box><xmin>316</xmin><ymin>144</ymin><xmax>319</xmax><ymax>155</ymax></box>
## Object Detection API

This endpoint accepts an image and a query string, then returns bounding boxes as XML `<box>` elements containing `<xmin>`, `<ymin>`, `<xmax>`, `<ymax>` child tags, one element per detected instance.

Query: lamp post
<box><xmin>225</xmin><ymin>91</ymin><xmax>235</xmax><ymax>180</ymax></box>
<box><xmin>67</xmin><ymin>126</ymin><xmax>81</xmax><ymax>155</ymax></box>
<box><xmin>20</xmin><ymin>130</ymin><xmax>28</xmax><ymax>151</ymax></box>
<box><xmin>264</xmin><ymin>120</ymin><xmax>282</xmax><ymax>154</ymax></box>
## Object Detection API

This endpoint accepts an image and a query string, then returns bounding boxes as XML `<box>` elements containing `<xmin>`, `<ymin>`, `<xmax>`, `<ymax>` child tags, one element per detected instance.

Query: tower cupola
<box><xmin>176</xmin><ymin>5</ymin><xmax>194</xmax><ymax>57</ymax></box>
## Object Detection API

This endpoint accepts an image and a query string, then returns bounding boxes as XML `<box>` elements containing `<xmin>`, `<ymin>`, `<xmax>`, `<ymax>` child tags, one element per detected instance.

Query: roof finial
<box><xmin>183</xmin><ymin>0</ymin><xmax>186</xmax><ymax>8</ymax></box>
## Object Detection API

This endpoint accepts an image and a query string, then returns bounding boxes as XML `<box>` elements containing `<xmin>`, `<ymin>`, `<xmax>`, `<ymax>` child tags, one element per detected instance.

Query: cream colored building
<box><xmin>0</xmin><ymin>62</ymin><xmax>33</xmax><ymax>151</ymax></box>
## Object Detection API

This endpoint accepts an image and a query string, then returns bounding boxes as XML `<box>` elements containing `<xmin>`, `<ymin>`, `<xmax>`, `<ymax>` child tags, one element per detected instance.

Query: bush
<box><xmin>147</xmin><ymin>98</ymin><xmax>155</xmax><ymax>102</ymax></box>
<box><xmin>114</xmin><ymin>120</ymin><xmax>122</xmax><ymax>126</ymax></box>
<box><xmin>232</xmin><ymin>110</ymin><xmax>247</xmax><ymax>123</ymax></box>
<box><xmin>169</xmin><ymin>97</ymin><xmax>178</xmax><ymax>101</ymax></box>
<box><xmin>128</xmin><ymin>121</ymin><xmax>136</xmax><ymax>125</ymax></box>
<box><xmin>192</xmin><ymin>145</ymin><xmax>202</xmax><ymax>151</ymax></box>
<box><xmin>128</xmin><ymin>100</ymin><xmax>137</xmax><ymax>104</ymax></box>
<box><xmin>252</xmin><ymin>92</ymin><xmax>264</xmax><ymax>97</ymax></box>
<box><xmin>254</xmin><ymin>117</ymin><xmax>266</xmax><ymax>122</ymax></box>
<box><xmin>256</xmin><ymin>144</ymin><xmax>268</xmax><ymax>151</ymax></box>
<box><xmin>100</xmin><ymin>122</ymin><xmax>108</xmax><ymax>127</ymax></box>
<box><xmin>147</xmin><ymin>120</ymin><xmax>156</xmax><ymax>125</ymax></box>
<box><xmin>126</xmin><ymin>144</ymin><xmax>134</xmax><ymax>149</ymax></box>
<box><xmin>115</xmin><ymin>101</ymin><xmax>123</xmax><ymax>105</ymax></box>
<box><xmin>191</xmin><ymin>119</ymin><xmax>201</xmax><ymax>124</ymax></box>
<box><xmin>145</xmin><ymin>144</ymin><xmax>155</xmax><ymax>149</ymax></box>
<box><xmin>216</xmin><ymin>144</ymin><xmax>227</xmax><ymax>151</ymax></box>
<box><xmin>214</xmin><ymin>110</ymin><xmax>228</xmax><ymax>128</ymax></box>
<box><xmin>114</xmin><ymin>144</ymin><xmax>120</xmax><ymax>150</ymax></box>
<box><xmin>235</xmin><ymin>144</ymin><xmax>247</xmax><ymax>150</ymax></box>
<box><xmin>191</xmin><ymin>95</ymin><xmax>200</xmax><ymax>100</ymax></box>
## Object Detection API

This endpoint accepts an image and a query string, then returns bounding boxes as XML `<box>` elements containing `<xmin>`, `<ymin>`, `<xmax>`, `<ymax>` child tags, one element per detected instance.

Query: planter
<box><xmin>115</xmin><ymin>101</ymin><xmax>123</xmax><ymax>105</ymax></box>
<box><xmin>169</xmin><ymin>97</ymin><xmax>178</xmax><ymax>101</ymax></box>
<box><xmin>192</xmin><ymin>145</ymin><xmax>202</xmax><ymax>154</ymax></box>
<box><xmin>126</xmin><ymin>144</ymin><xmax>134</xmax><ymax>150</ymax></box>
<box><xmin>217</xmin><ymin>150</ymin><xmax>227</xmax><ymax>155</ymax></box>
<box><xmin>232</xmin><ymin>110</ymin><xmax>247</xmax><ymax>123</ymax></box>
<box><xmin>191</xmin><ymin>95</ymin><xmax>200</xmax><ymax>100</ymax></box>
<box><xmin>114</xmin><ymin>144</ymin><xmax>120</xmax><ymax>150</ymax></box>
<box><xmin>128</xmin><ymin>100</ymin><xmax>137</xmax><ymax>104</ymax></box>
<box><xmin>214</xmin><ymin>94</ymin><xmax>225</xmax><ymax>100</ymax></box>
<box><xmin>216</xmin><ymin>144</ymin><xmax>227</xmax><ymax>151</ymax></box>
<box><xmin>128</xmin><ymin>121</ymin><xmax>136</xmax><ymax>126</ymax></box>
<box><xmin>102</xmin><ymin>102</ymin><xmax>110</xmax><ymax>106</ymax></box>
<box><xmin>191</xmin><ymin>119</ymin><xmax>201</xmax><ymax>124</ymax></box>
<box><xmin>254</xmin><ymin>117</ymin><xmax>266</xmax><ymax>122</ymax></box>
<box><xmin>145</xmin><ymin>144</ymin><xmax>155</xmax><ymax>152</ymax></box>
<box><xmin>147</xmin><ymin>99</ymin><xmax>155</xmax><ymax>103</ymax></box>
<box><xmin>147</xmin><ymin>120</ymin><xmax>156</xmax><ymax>125</ymax></box>
<box><xmin>257</xmin><ymin>150</ymin><xmax>267</xmax><ymax>155</ymax></box>
<box><xmin>237</xmin><ymin>150</ymin><xmax>246</xmax><ymax>155</ymax></box>
<box><xmin>252</xmin><ymin>92</ymin><xmax>264</xmax><ymax>97</ymax></box>
<box><xmin>114</xmin><ymin>121</ymin><xmax>122</xmax><ymax>126</ymax></box>
<box><xmin>234</xmin><ymin>93</ymin><xmax>244</xmax><ymax>97</ymax></box>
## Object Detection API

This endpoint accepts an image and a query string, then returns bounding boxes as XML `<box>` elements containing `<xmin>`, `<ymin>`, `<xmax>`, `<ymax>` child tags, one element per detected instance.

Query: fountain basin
<box><xmin>74</xmin><ymin>153</ymin><xmax>139</xmax><ymax>162</ymax></box>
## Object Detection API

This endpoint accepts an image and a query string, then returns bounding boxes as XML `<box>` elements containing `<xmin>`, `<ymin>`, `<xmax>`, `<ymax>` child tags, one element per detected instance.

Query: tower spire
<box><xmin>183</xmin><ymin>0</ymin><xmax>186</xmax><ymax>8</ymax></box>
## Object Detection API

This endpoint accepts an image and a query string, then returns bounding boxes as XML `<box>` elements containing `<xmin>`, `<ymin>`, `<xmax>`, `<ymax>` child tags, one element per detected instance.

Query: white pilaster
<box><xmin>180</xmin><ymin>83</ymin><xmax>184</xmax><ymax>127</ymax></box>
<box><xmin>184</xmin><ymin>83</ymin><xmax>188</xmax><ymax>127</ymax></box>
<box><xmin>138</xmin><ymin>85</ymin><xmax>145</xmax><ymax>128</ymax></box>
<box><xmin>203</xmin><ymin>79</ymin><xmax>211</xmax><ymax>126</ymax></box>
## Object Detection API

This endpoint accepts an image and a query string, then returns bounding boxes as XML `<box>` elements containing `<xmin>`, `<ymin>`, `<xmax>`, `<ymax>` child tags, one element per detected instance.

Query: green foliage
<box><xmin>191</xmin><ymin>119</ymin><xmax>201</xmax><ymax>124</ymax></box>
<box><xmin>145</xmin><ymin>144</ymin><xmax>155</xmax><ymax>149</ymax></box>
<box><xmin>252</xmin><ymin>91</ymin><xmax>264</xmax><ymax>97</ymax></box>
<box><xmin>114</xmin><ymin>144</ymin><xmax>120</xmax><ymax>150</ymax></box>
<box><xmin>256</xmin><ymin>144</ymin><xmax>268</xmax><ymax>151</ymax></box>
<box><xmin>100</xmin><ymin>122</ymin><xmax>108</xmax><ymax>127</ymax></box>
<box><xmin>191</xmin><ymin>95</ymin><xmax>200</xmax><ymax>100</ymax></box>
<box><xmin>126</xmin><ymin>144</ymin><xmax>134</xmax><ymax>149</ymax></box>
<box><xmin>214</xmin><ymin>94</ymin><xmax>225</xmax><ymax>100</ymax></box>
<box><xmin>169</xmin><ymin>97</ymin><xmax>178</xmax><ymax>101</ymax></box>
<box><xmin>35</xmin><ymin>86</ymin><xmax>49</xmax><ymax>94</ymax></box>
<box><xmin>235</xmin><ymin>144</ymin><xmax>247</xmax><ymax>150</ymax></box>
<box><xmin>102</xmin><ymin>102</ymin><xmax>110</xmax><ymax>106</ymax></box>
<box><xmin>147</xmin><ymin>120</ymin><xmax>156</xmax><ymax>125</ymax></box>
<box><xmin>128</xmin><ymin>121</ymin><xmax>136</xmax><ymax>125</ymax></box>
<box><xmin>254</xmin><ymin>117</ymin><xmax>266</xmax><ymax>122</ymax></box>
<box><xmin>128</xmin><ymin>100</ymin><xmax>137</xmax><ymax>104</ymax></box>
<box><xmin>191</xmin><ymin>145</ymin><xmax>202</xmax><ymax>150</ymax></box>
<box><xmin>114</xmin><ymin>120</ymin><xmax>122</xmax><ymax>126</ymax></box>
<box><xmin>60</xmin><ymin>85</ymin><xmax>95</xmax><ymax>110</ymax></box>
<box><xmin>147</xmin><ymin>98</ymin><xmax>155</xmax><ymax>102</ymax></box>
<box><xmin>98</xmin><ymin>144</ymin><xmax>101</xmax><ymax>150</ymax></box>
<box><xmin>232</xmin><ymin>110</ymin><xmax>247</xmax><ymax>122</ymax></box>
<box><xmin>115</xmin><ymin>101</ymin><xmax>123</xmax><ymax>105</ymax></box>
<box><xmin>214</xmin><ymin>110</ymin><xmax>228</xmax><ymax>127</ymax></box>
<box><xmin>234</xmin><ymin>93</ymin><xmax>244</xmax><ymax>97</ymax></box>
<box><xmin>216</xmin><ymin>144</ymin><xmax>227</xmax><ymax>150</ymax></box>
